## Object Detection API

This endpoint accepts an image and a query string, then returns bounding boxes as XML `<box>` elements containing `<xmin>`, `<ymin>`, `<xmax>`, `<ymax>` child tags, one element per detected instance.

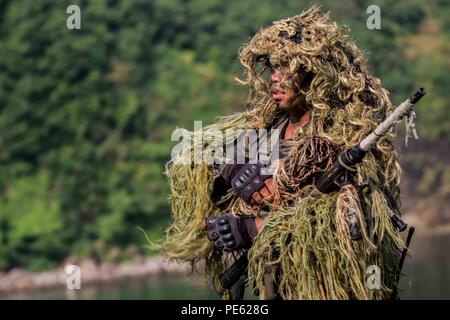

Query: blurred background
<box><xmin>0</xmin><ymin>0</ymin><xmax>448</xmax><ymax>299</ymax></box>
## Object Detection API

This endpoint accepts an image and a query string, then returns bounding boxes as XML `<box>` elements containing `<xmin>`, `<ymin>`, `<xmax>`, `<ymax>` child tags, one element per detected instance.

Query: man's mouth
<box><xmin>271</xmin><ymin>85</ymin><xmax>284</xmax><ymax>102</ymax></box>
<box><xmin>272</xmin><ymin>94</ymin><xmax>283</xmax><ymax>102</ymax></box>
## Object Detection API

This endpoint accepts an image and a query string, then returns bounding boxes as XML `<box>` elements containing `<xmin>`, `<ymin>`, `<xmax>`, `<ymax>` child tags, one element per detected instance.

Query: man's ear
<box><xmin>303</xmin><ymin>71</ymin><xmax>314</xmax><ymax>86</ymax></box>
<box><xmin>293</xmin><ymin>70</ymin><xmax>314</xmax><ymax>94</ymax></box>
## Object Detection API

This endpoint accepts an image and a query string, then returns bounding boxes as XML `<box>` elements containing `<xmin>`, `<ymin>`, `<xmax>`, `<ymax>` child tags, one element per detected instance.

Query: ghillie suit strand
<box><xmin>157</xmin><ymin>6</ymin><xmax>406</xmax><ymax>300</ymax></box>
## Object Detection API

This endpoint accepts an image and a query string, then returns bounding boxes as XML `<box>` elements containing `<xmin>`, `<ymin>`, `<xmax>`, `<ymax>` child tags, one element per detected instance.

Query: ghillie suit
<box><xmin>158</xmin><ymin>6</ymin><xmax>406</xmax><ymax>300</ymax></box>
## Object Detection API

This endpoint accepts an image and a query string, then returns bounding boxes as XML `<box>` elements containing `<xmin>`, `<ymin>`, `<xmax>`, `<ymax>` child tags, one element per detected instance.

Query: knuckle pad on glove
<box><xmin>226</xmin><ymin>240</ymin><xmax>235</xmax><ymax>247</ymax></box>
<box><xmin>219</xmin><ymin>224</ymin><xmax>231</xmax><ymax>233</ymax></box>
<box><xmin>222</xmin><ymin>233</ymin><xmax>233</xmax><ymax>241</ymax></box>
<box><xmin>206</xmin><ymin>230</ymin><xmax>219</xmax><ymax>241</ymax></box>
<box><xmin>218</xmin><ymin>217</ymin><xmax>228</xmax><ymax>225</ymax></box>
<box><xmin>205</xmin><ymin>217</ymin><xmax>217</xmax><ymax>230</ymax></box>
<box><xmin>215</xmin><ymin>240</ymin><xmax>224</xmax><ymax>250</ymax></box>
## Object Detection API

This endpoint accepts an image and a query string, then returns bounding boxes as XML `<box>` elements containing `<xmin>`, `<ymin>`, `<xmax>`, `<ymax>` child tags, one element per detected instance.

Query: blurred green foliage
<box><xmin>0</xmin><ymin>0</ymin><xmax>448</xmax><ymax>270</ymax></box>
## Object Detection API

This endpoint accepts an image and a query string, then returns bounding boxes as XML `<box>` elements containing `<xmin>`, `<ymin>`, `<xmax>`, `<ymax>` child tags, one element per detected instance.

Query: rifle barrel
<box><xmin>392</xmin><ymin>226</ymin><xmax>415</xmax><ymax>299</ymax></box>
<box><xmin>359</xmin><ymin>88</ymin><xmax>426</xmax><ymax>152</ymax></box>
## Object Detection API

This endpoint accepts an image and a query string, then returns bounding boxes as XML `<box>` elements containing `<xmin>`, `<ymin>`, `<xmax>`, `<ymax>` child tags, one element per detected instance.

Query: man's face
<box><xmin>269</xmin><ymin>68</ymin><xmax>312</xmax><ymax>112</ymax></box>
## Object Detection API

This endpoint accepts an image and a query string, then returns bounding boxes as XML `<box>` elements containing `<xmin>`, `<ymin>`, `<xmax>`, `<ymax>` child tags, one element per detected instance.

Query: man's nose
<box><xmin>270</xmin><ymin>70</ymin><xmax>281</xmax><ymax>82</ymax></box>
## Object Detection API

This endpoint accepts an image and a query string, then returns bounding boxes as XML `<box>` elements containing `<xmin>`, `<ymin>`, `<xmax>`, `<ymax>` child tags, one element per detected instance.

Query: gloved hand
<box><xmin>212</xmin><ymin>162</ymin><xmax>276</xmax><ymax>207</ymax></box>
<box><xmin>231</xmin><ymin>163</ymin><xmax>272</xmax><ymax>203</ymax></box>
<box><xmin>203</xmin><ymin>213</ymin><xmax>258</xmax><ymax>252</ymax></box>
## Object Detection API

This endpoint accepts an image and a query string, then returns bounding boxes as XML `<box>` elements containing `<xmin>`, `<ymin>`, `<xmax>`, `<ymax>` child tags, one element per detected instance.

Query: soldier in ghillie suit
<box><xmin>158</xmin><ymin>6</ymin><xmax>408</xmax><ymax>300</ymax></box>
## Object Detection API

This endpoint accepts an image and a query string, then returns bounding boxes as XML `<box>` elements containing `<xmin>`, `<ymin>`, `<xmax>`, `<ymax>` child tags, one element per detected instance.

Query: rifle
<box><xmin>315</xmin><ymin>88</ymin><xmax>426</xmax><ymax>234</ymax></box>
<box><xmin>219</xmin><ymin>88</ymin><xmax>426</xmax><ymax>293</ymax></box>
<box><xmin>219</xmin><ymin>251</ymin><xmax>248</xmax><ymax>292</ymax></box>
<box><xmin>391</xmin><ymin>226</ymin><xmax>415</xmax><ymax>299</ymax></box>
<box><xmin>316</xmin><ymin>88</ymin><xmax>426</xmax><ymax>194</ymax></box>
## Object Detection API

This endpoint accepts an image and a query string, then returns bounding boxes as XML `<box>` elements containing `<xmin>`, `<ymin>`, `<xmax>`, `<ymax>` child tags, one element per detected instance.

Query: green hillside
<box><xmin>0</xmin><ymin>0</ymin><xmax>448</xmax><ymax>271</ymax></box>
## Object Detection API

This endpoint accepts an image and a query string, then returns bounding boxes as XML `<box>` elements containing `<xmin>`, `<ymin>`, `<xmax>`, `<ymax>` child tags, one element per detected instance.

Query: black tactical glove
<box><xmin>231</xmin><ymin>163</ymin><xmax>272</xmax><ymax>202</ymax></box>
<box><xmin>204</xmin><ymin>213</ymin><xmax>257</xmax><ymax>252</ymax></box>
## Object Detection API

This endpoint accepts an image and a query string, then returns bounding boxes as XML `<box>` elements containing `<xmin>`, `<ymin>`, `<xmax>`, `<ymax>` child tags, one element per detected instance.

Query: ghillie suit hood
<box><xmin>158</xmin><ymin>6</ymin><xmax>405</xmax><ymax>300</ymax></box>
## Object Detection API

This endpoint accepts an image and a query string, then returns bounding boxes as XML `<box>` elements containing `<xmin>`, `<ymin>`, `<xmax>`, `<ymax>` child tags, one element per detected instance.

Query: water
<box><xmin>2</xmin><ymin>234</ymin><xmax>449</xmax><ymax>300</ymax></box>
<box><xmin>400</xmin><ymin>234</ymin><xmax>450</xmax><ymax>299</ymax></box>
<box><xmin>0</xmin><ymin>275</ymin><xmax>219</xmax><ymax>300</ymax></box>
